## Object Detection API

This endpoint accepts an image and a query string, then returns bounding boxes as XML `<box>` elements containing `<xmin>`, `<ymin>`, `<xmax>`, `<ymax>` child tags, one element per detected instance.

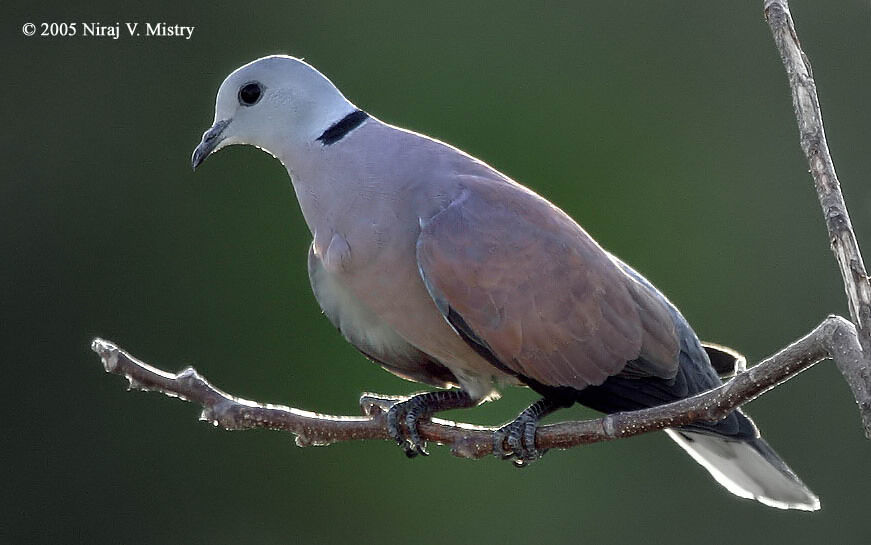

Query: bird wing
<box><xmin>415</xmin><ymin>178</ymin><xmax>680</xmax><ymax>390</ymax></box>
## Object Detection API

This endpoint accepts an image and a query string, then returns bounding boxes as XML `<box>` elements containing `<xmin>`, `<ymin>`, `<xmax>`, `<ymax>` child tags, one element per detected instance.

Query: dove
<box><xmin>192</xmin><ymin>55</ymin><xmax>819</xmax><ymax>510</ymax></box>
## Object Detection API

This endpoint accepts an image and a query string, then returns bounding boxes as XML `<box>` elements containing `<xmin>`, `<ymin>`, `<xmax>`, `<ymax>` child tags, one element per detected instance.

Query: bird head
<box><xmin>191</xmin><ymin>55</ymin><xmax>355</xmax><ymax>169</ymax></box>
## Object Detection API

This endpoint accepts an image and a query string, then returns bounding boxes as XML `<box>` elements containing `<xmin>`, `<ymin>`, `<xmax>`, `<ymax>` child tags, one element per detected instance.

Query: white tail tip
<box><xmin>666</xmin><ymin>429</ymin><xmax>820</xmax><ymax>511</ymax></box>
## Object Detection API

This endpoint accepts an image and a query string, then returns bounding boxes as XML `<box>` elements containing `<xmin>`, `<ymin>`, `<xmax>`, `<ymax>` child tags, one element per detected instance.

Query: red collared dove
<box><xmin>192</xmin><ymin>55</ymin><xmax>819</xmax><ymax>511</ymax></box>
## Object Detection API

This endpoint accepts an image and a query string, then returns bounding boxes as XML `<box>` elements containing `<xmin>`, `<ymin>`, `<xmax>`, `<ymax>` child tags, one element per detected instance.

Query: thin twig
<box><xmin>91</xmin><ymin>315</ymin><xmax>867</xmax><ymax>458</ymax></box>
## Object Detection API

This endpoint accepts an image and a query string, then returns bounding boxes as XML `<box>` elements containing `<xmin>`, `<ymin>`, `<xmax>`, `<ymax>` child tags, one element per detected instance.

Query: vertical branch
<box><xmin>764</xmin><ymin>0</ymin><xmax>871</xmax><ymax>434</ymax></box>
<box><xmin>763</xmin><ymin>0</ymin><xmax>871</xmax><ymax>353</ymax></box>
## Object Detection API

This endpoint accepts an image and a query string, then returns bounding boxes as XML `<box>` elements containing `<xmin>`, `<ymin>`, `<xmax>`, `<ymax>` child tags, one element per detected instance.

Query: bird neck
<box><xmin>277</xmin><ymin>114</ymin><xmax>374</xmax><ymax>239</ymax></box>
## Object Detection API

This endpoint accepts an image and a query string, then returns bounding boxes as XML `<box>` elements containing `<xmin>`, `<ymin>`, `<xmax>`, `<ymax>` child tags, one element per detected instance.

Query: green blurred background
<box><xmin>3</xmin><ymin>1</ymin><xmax>870</xmax><ymax>543</ymax></box>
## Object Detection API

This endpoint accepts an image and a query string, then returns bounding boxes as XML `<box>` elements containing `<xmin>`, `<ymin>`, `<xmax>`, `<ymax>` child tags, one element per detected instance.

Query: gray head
<box><xmin>191</xmin><ymin>55</ymin><xmax>355</xmax><ymax>169</ymax></box>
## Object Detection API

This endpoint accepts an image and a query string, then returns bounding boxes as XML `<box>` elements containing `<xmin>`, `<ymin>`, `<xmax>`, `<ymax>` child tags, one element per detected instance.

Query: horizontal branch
<box><xmin>91</xmin><ymin>315</ymin><xmax>870</xmax><ymax>459</ymax></box>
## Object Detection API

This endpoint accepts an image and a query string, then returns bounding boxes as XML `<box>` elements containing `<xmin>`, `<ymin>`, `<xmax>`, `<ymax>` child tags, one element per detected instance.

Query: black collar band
<box><xmin>316</xmin><ymin>109</ymin><xmax>369</xmax><ymax>145</ymax></box>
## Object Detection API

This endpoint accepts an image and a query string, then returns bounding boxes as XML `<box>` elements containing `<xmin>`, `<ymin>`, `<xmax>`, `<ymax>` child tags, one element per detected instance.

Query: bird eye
<box><xmin>238</xmin><ymin>82</ymin><xmax>263</xmax><ymax>106</ymax></box>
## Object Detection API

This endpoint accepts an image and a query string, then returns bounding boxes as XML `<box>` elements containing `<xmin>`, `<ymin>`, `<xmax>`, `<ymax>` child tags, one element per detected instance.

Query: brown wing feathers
<box><xmin>417</xmin><ymin>181</ymin><xmax>680</xmax><ymax>391</ymax></box>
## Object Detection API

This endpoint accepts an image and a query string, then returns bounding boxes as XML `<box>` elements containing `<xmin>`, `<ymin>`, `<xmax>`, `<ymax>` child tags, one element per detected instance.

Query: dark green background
<box><xmin>4</xmin><ymin>1</ymin><xmax>870</xmax><ymax>543</ymax></box>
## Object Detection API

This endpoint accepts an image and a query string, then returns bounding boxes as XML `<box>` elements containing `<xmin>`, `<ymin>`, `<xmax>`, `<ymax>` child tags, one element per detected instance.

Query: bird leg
<box><xmin>493</xmin><ymin>397</ymin><xmax>569</xmax><ymax>467</ymax></box>
<box><xmin>383</xmin><ymin>390</ymin><xmax>474</xmax><ymax>458</ymax></box>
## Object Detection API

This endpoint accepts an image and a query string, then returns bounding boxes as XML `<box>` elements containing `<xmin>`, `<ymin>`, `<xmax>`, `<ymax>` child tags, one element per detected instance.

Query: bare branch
<box><xmin>91</xmin><ymin>315</ymin><xmax>868</xmax><ymax>458</ymax></box>
<box><xmin>764</xmin><ymin>0</ymin><xmax>871</xmax><ymax>346</ymax></box>
<box><xmin>764</xmin><ymin>0</ymin><xmax>871</xmax><ymax>434</ymax></box>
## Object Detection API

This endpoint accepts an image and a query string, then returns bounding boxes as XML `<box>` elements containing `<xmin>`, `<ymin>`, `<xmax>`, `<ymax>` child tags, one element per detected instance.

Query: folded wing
<box><xmin>416</xmin><ymin>179</ymin><xmax>681</xmax><ymax>390</ymax></box>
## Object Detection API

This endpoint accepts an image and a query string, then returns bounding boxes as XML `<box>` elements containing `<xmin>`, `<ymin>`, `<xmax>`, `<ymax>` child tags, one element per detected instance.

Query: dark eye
<box><xmin>238</xmin><ymin>82</ymin><xmax>262</xmax><ymax>106</ymax></box>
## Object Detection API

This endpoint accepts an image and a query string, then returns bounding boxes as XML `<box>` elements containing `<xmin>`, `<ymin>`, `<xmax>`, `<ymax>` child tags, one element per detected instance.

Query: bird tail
<box><xmin>665</xmin><ymin>429</ymin><xmax>820</xmax><ymax>511</ymax></box>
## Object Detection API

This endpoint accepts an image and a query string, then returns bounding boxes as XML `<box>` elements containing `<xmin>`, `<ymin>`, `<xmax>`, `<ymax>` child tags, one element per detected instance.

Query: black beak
<box><xmin>191</xmin><ymin>119</ymin><xmax>230</xmax><ymax>170</ymax></box>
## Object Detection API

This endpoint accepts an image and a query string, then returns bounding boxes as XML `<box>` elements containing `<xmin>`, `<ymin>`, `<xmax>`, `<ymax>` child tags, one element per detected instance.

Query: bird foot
<box><xmin>386</xmin><ymin>396</ymin><xmax>434</xmax><ymax>458</ymax></box>
<box><xmin>493</xmin><ymin>397</ymin><xmax>568</xmax><ymax>467</ymax></box>
<box><xmin>493</xmin><ymin>412</ymin><xmax>548</xmax><ymax>467</ymax></box>
<box><xmin>358</xmin><ymin>393</ymin><xmax>425</xmax><ymax>456</ymax></box>
<box><xmin>361</xmin><ymin>390</ymin><xmax>475</xmax><ymax>459</ymax></box>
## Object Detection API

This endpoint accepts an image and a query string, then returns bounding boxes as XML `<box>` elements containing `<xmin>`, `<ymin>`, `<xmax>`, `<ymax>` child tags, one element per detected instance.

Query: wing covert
<box><xmin>415</xmin><ymin>182</ymin><xmax>680</xmax><ymax>390</ymax></box>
